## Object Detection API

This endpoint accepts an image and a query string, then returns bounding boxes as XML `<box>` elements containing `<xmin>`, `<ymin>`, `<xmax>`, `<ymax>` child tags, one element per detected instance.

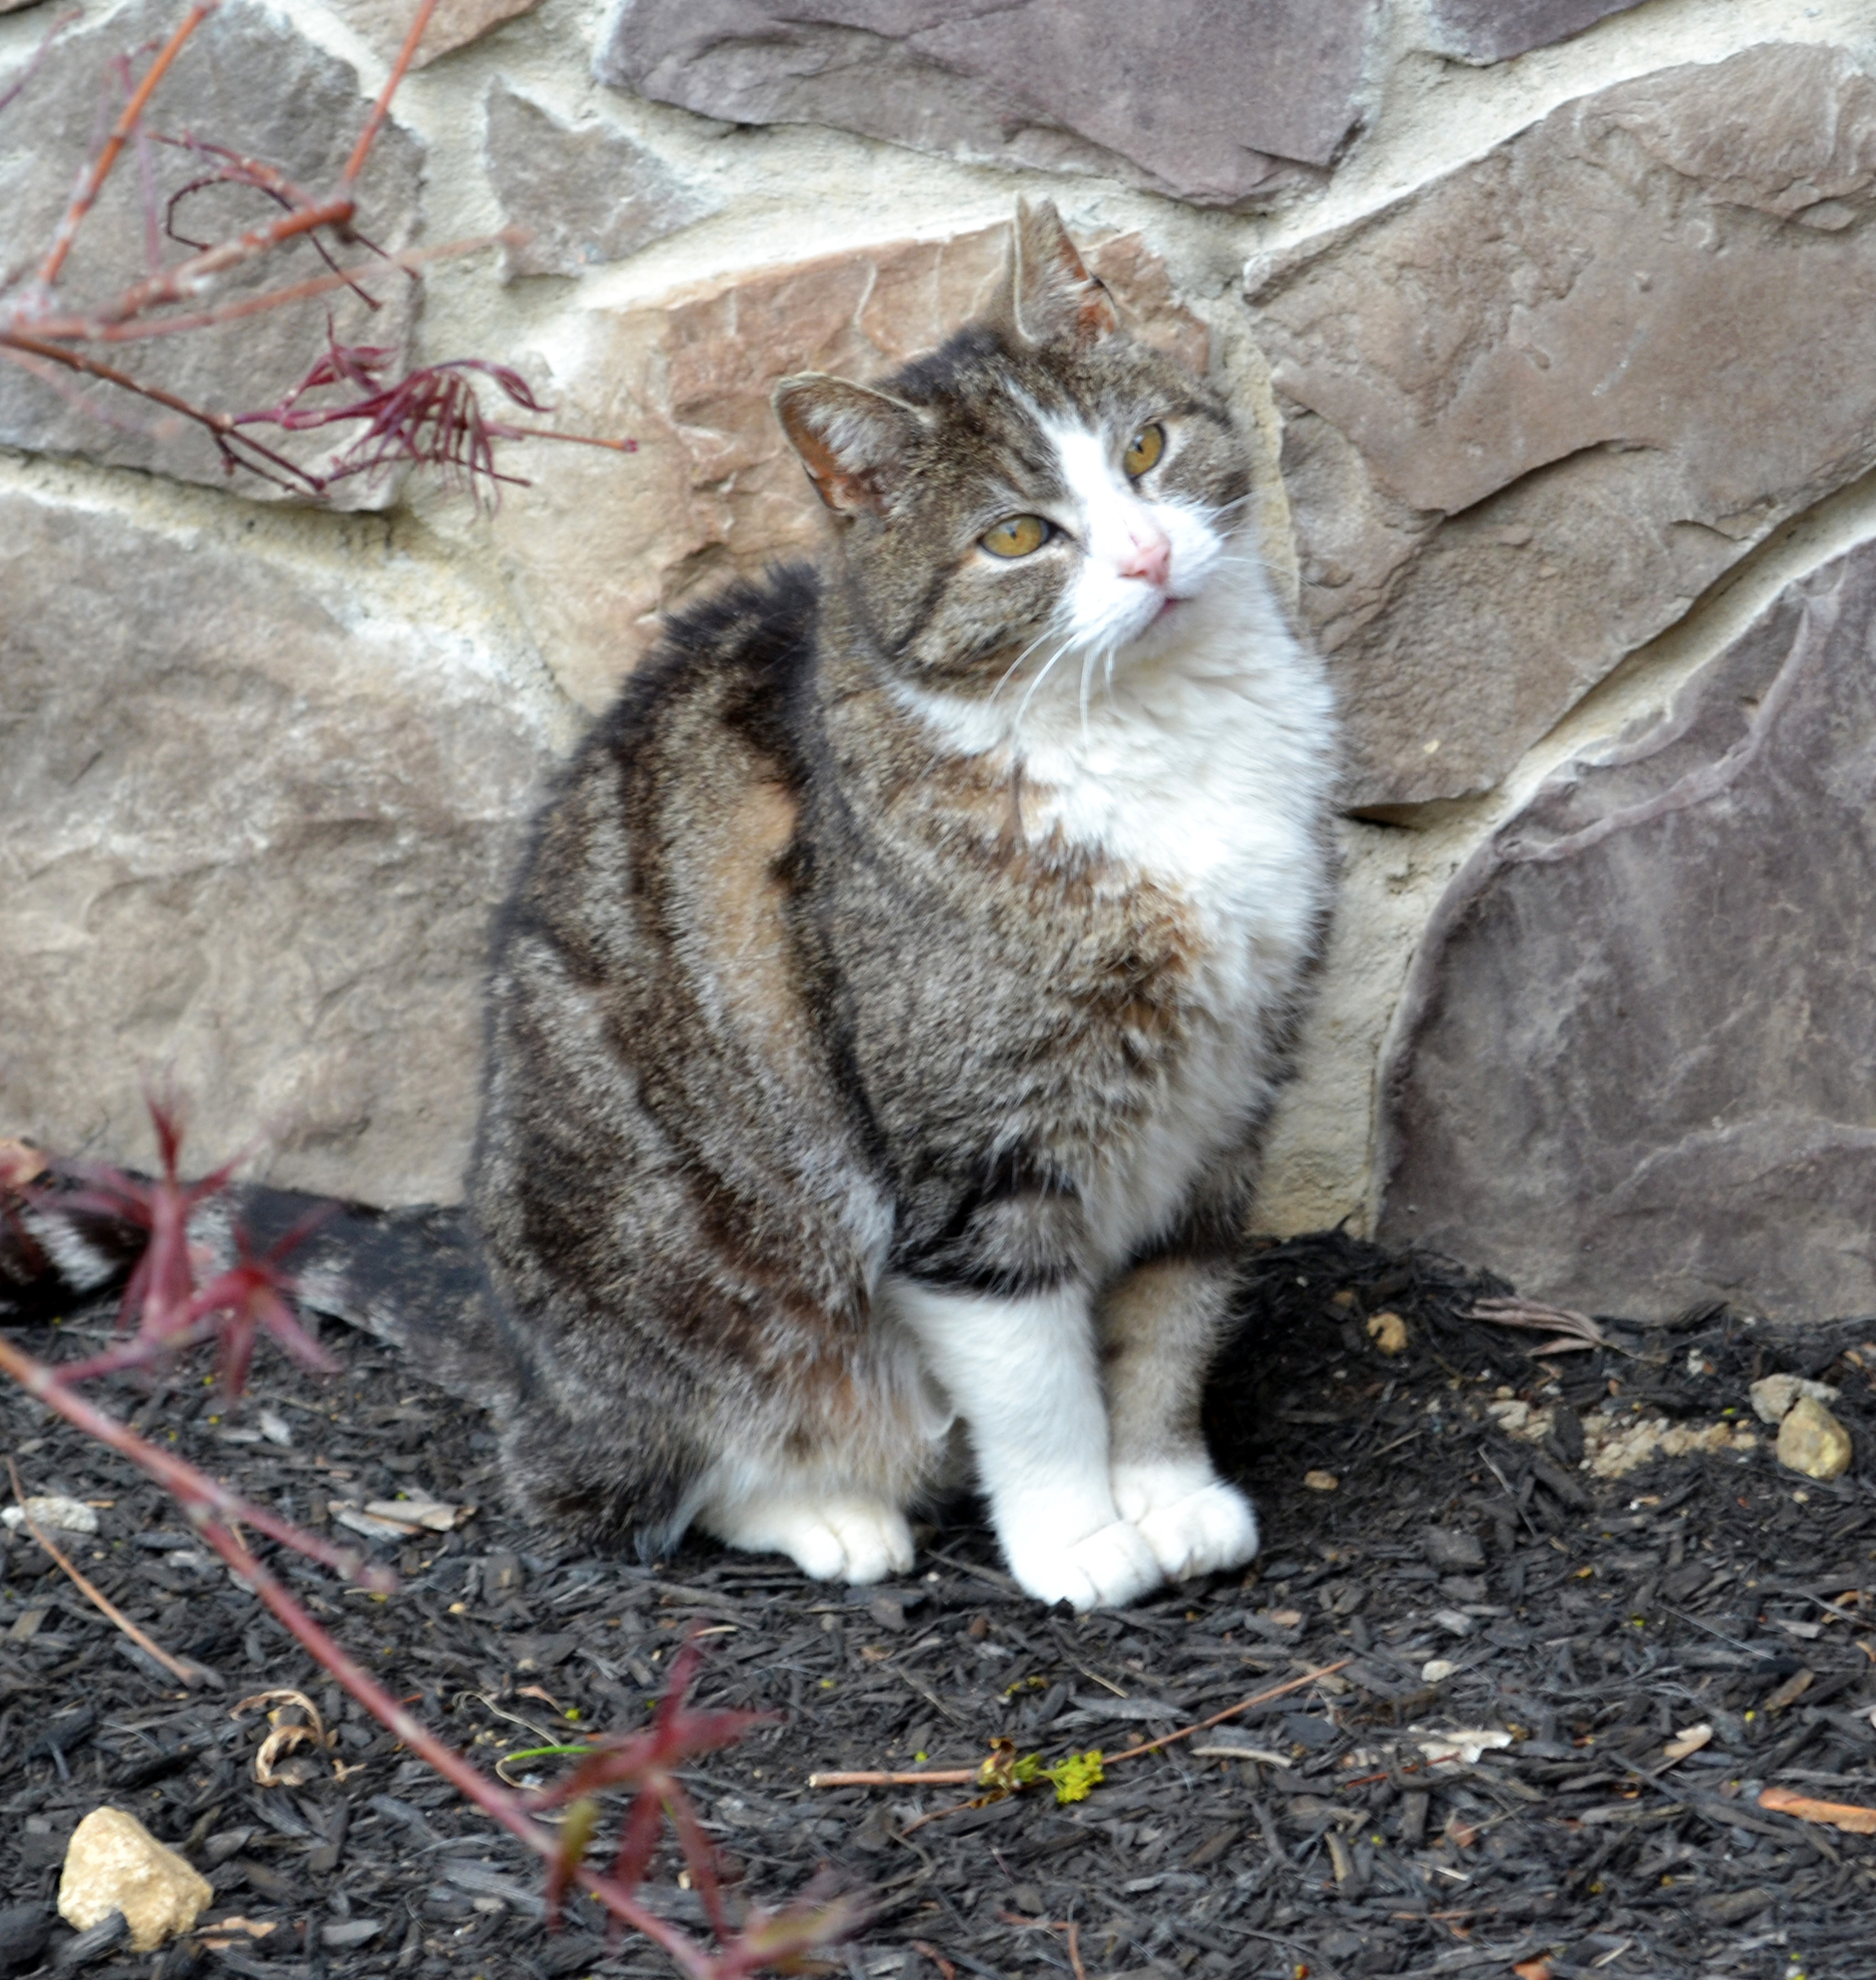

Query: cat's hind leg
<box><xmin>700</xmin><ymin>1482</ymin><xmax>915</xmax><ymax>1583</ymax></box>
<box><xmin>1101</xmin><ymin>1256</ymin><xmax>1260</xmax><ymax>1582</ymax></box>
<box><xmin>887</xmin><ymin>1278</ymin><xmax>1162</xmax><ymax>1612</ymax></box>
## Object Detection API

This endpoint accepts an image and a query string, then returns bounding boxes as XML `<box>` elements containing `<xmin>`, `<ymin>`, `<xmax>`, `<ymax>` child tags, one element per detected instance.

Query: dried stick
<box><xmin>811</xmin><ymin>1659</ymin><xmax>1354</xmax><ymax>1790</ymax></box>
<box><xmin>5</xmin><ymin>1456</ymin><xmax>207</xmax><ymax>1686</ymax></box>
<box><xmin>1102</xmin><ymin>1659</ymin><xmax>1353</xmax><ymax>1765</ymax></box>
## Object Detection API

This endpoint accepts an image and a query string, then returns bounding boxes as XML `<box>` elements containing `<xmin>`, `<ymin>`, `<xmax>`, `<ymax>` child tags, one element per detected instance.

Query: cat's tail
<box><xmin>0</xmin><ymin>1141</ymin><xmax>516</xmax><ymax>1411</ymax></box>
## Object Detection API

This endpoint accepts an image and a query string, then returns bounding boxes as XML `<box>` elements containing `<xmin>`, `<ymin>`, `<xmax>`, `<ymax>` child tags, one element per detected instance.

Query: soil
<box><xmin>5</xmin><ymin>1228</ymin><xmax>1876</xmax><ymax>1980</ymax></box>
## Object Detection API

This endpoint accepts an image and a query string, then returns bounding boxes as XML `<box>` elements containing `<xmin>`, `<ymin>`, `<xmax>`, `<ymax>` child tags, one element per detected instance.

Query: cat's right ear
<box><xmin>774</xmin><ymin>375</ymin><xmax>926</xmax><ymax>517</ymax></box>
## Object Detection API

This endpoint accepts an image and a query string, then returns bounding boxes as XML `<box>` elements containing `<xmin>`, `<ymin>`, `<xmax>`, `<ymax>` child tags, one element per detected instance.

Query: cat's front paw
<box><xmin>1004</xmin><ymin>1518</ymin><xmax>1163</xmax><ymax>1613</ymax></box>
<box><xmin>1112</xmin><ymin>1459</ymin><xmax>1259</xmax><ymax>1582</ymax></box>
<box><xmin>708</xmin><ymin>1494</ymin><xmax>915</xmax><ymax>1585</ymax></box>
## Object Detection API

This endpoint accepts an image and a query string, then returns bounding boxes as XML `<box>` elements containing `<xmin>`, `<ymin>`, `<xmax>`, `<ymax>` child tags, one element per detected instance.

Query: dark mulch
<box><xmin>6</xmin><ymin>1230</ymin><xmax>1876</xmax><ymax>1980</ymax></box>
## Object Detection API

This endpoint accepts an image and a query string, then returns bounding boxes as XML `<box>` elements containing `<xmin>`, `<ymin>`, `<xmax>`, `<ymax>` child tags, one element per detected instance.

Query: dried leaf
<box><xmin>1413</xmin><ymin>1728</ymin><xmax>1513</xmax><ymax>1765</ymax></box>
<box><xmin>1468</xmin><ymin>1297</ymin><xmax>1609</xmax><ymax>1351</ymax></box>
<box><xmin>1758</xmin><ymin>1785</ymin><xmax>1876</xmax><ymax>1833</ymax></box>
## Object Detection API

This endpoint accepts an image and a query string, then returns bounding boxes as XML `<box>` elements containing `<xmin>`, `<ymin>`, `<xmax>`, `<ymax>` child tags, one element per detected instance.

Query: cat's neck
<box><xmin>879</xmin><ymin>548</ymin><xmax>1324</xmax><ymax>772</ymax></box>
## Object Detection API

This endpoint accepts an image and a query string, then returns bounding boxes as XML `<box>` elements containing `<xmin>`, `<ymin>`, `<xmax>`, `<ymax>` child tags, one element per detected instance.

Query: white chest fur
<box><xmin>905</xmin><ymin>552</ymin><xmax>1337</xmax><ymax>1269</ymax></box>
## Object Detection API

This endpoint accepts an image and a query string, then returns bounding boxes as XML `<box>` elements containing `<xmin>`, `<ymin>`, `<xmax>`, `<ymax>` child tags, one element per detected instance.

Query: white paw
<box><xmin>1004</xmin><ymin>1518</ymin><xmax>1164</xmax><ymax>1613</ymax></box>
<box><xmin>1131</xmin><ymin>1480</ymin><xmax>1260</xmax><ymax>1583</ymax></box>
<box><xmin>707</xmin><ymin>1495</ymin><xmax>915</xmax><ymax>1585</ymax></box>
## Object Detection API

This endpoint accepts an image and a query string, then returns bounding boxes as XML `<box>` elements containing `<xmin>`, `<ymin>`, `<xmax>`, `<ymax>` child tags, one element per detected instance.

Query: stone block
<box><xmin>325</xmin><ymin>0</ymin><xmax>543</xmax><ymax>69</ymax></box>
<box><xmin>0</xmin><ymin>0</ymin><xmax>422</xmax><ymax>498</ymax></box>
<box><xmin>0</xmin><ymin>487</ymin><xmax>568</xmax><ymax>1205</ymax></box>
<box><xmin>491</xmin><ymin>223</ymin><xmax>1210</xmax><ymax>713</ymax></box>
<box><xmin>1377</xmin><ymin>533</ymin><xmax>1876</xmax><ymax>1322</ymax></box>
<box><xmin>1249</xmin><ymin>44</ymin><xmax>1876</xmax><ymax>804</ymax></box>
<box><xmin>1423</xmin><ymin>0</ymin><xmax>1645</xmax><ymax>65</ymax></box>
<box><xmin>594</xmin><ymin>0</ymin><xmax>1379</xmax><ymax>209</ymax></box>
<box><xmin>483</xmin><ymin>82</ymin><xmax>715</xmax><ymax>279</ymax></box>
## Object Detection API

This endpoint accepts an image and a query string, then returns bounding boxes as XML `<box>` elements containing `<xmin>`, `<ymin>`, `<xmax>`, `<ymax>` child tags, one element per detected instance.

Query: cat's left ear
<box><xmin>774</xmin><ymin>375</ymin><xmax>926</xmax><ymax>517</ymax></box>
<box><xmin>1004</xmin><ymin>198</ymin><xmax>1118</xmax><ymax>350</ymax></box>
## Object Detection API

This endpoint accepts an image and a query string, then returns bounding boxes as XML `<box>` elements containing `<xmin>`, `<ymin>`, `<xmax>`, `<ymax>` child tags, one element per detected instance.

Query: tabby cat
<box><xmin>469</xmin><ymin>201</ymin><xmax>1337</xmax><ymax>1611</ymax></box>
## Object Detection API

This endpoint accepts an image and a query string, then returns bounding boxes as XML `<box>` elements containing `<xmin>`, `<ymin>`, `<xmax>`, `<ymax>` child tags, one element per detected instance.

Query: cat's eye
<box><xmin>1123</xmin><ymin>423</ymin><xmax>1165</xmax><ymax>477</ymax></box>
<box><xmin>981</xmin><ymin>514</ymin><xmax>1052</xmax><ymax>559</ymax></box>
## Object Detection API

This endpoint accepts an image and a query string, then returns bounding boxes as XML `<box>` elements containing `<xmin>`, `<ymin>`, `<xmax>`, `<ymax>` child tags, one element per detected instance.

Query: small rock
<box><xmin>1776</xmin><ymin>1397</ymin><xmax>1853</xmax><ymax>1482</ymax></box>
<box><xmin>1423</xmin><ymin>1526</ymin><xmax>1486</xmax><ymax>1572</ymax></box>
<box><xmin>58</xmin><ymin>1809</ymin><xmax>213</xmax><ymax>1953</ymax></box>
<box><xmin>1421</xmin><ymin>1659</ymin><xmax>1457</xmax><ymax>1683</ymax></box>
<box><xmin>2</xmin><ymin>1496</ymin><xmax>99</xmax><ymax>1536</ymax></box>
<box><xmin>1303</xmin><ymin>1470</ymin><xmax>1340</xmax><ymax>1492</ymax></box>
<box><xmin>1433</xmin><ymin>1608</ymin><xmax>1475</xmax><ymax>1637</ymax></box>
<box><xmin>1749</xmin><ymin>1373</ymin><xmax>1840</xmax><ymax>1425</ymax></box>
<box><xmin>1662</xmin><ymin>1722</ymin><xmax>1713</xmax><ymax>1762</ymax></box>
<box><xmin>1365</xmin><ymin>1310</ymin><xmax>1408</xmax><ymax>1354</ymax></box>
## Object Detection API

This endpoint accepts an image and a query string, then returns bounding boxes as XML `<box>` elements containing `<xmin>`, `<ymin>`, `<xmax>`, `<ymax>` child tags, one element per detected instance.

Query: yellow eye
<box><xmin>981</xmin><ymin>514</ymin><xmax>1050</xmax><ymax>559</ymax></box>
<box><xmin>1123</xmin><ymin>423</ymin><xmax>1165</xmax><ymax>477</ymax></box>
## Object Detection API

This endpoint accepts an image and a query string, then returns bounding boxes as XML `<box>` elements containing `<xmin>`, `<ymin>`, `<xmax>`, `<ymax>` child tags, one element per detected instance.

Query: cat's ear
<box><xmin>774</xmin><ymin>375</ymin><xmax>926</xmax><ymax>517</ymax></box>
<box><xmin>1004</xmin><ymin>198</ymin><xmax>1119</xmax><ymax>350</ymax></box>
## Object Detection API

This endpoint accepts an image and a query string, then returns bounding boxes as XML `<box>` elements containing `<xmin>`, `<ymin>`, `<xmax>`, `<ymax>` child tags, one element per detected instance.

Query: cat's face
<box><xmin>775</xmin><ymin>204</ymin><xmax>1252</xmax><ymax>710</ymax></box>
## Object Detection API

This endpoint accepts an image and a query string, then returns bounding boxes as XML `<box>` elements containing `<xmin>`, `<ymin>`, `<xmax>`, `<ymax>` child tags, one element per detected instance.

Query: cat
<box><xmin>465</xmin><ymin>201</ymin><xmax>1338</xmax><ymax>1612</ymax></box>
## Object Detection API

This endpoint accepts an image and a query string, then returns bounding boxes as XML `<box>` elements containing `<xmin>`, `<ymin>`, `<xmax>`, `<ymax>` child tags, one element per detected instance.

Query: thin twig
<box><xmin>35</xmin><ymin>2</ymin><xmax>216</xmax><ymax>289</ymax></box>
<box><xmin>344</xmin><ymin>0</ymin><xmax>440</xmax><ymax>183</ymax></box>
<box><xmin>1098</xmin><ymin>1659</ymin><xmax>1354</xmax><ymax>1766</ymax></box>
<box><xmin>5</xmin><ymin>1456</ymin><xmax>205</xmax><ymax>1686</ymax></box>
<box><xmin>810</xmin><ymin>1767</ymin><xmax>977</xmax><ymax>1787</ymax></box>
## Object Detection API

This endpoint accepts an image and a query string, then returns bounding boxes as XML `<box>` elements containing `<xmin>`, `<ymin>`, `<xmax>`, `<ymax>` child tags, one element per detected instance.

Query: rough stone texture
<box><xmin>0</xmin><ymin>488</ymin><xmax>566</xmax><ymax>1204</ymax></box>
<box><xmin>0</xmin><ymin>0</ymin><xmax>422</xmax><ymax>497</ymax></box>
<box><xmin>1423</xmin><ymin>0</ymin><xmax>1646</xmax><ymax>65</ymax></box>
<box><xmin>1249</xmin><ymin>43</ymin><xmax>1876</xmax><ymax>806</ymax></box>
<box><xmin>483</xmin><ymin>82</ymin><xmax>715</xmax><ymax>279</ymax></box>
<box><xmin>1377</xmin><ymin>535</ymin><xmax>1876</xmax><ymax>1322</ymax></box>
<box><xmin>325</xmin><ymin>0</ymin><xmax>542</xmax><ymax>68</ymax></box>
<box><xmin>493</xmin><ymin>223</ymin><xmax>1210</xmax><ymax>713</ymax></box>
<box><xmin>58</xmin><ymin>1808</ymin><xmax>212</xmax><ymax>1952</ymax></box>
<box><xmin>595</xmin><ymin>0</ymin><xmax>1379</xmax><ymax>209</ymax></box>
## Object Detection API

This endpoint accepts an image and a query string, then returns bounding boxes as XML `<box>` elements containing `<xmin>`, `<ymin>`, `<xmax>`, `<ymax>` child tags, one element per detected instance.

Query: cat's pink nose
<box><xmin>1120</xmin><ymin>532</ymin><xmax>1172</xmax><ymax>588</ymax></box>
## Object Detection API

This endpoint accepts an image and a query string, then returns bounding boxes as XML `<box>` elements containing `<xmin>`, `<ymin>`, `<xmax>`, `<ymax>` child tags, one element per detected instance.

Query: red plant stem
<box><xmin>18</xmin><ymin>232</ymin><xmax>513</xmax><ymax>343</ymax></box>
<box><xmin>36</xmin><ymin>2</ymin><xmax>216</xmax><ymax>290</ymax></box>
<box><xmin>81</xmin><ymin>194</ymin><xmax>355</xmax><ymax>330</ymax></box>
<box><xmin>345</xmin><ymin>0</ymin><xmax>441</xmax><ymax>184</ymax></box>
<box><xmin>0</xmin><ymin>1331</ymin><xmax>387</xmax><ymax>1584</ymax></box>
<box><xmin>193</xmin><ymin>1511</ymin><xmax>726</xmax><ymax>1978</ymax></box>
<box><xmin>0</xmin><ymin>1329</ymin><xmax>754</xmax><ymax>1975</ymax></box>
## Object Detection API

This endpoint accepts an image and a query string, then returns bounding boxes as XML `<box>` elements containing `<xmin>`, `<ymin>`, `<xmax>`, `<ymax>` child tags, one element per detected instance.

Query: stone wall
<box><xmin>5</xmin><ymin>0</ymin><xmax>1876</xmax><ymax>1316</ymax></box>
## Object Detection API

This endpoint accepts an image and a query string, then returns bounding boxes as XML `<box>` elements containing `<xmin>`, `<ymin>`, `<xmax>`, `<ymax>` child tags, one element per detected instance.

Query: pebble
<box><xmin>1303</xmin><ymin>1470</ymin><xmax>1339</xmax><ymax>1492</ymax></box>
<box><xmin>57</xmin><ymin>1809</ymin><xmax>212</xmax><ymax>1953</ymax></box>
<box><xmin>1</xmin><ymin>1496</ymin><xmax>99</xmax><ymax>1537</ymax></box>
<box><xmin>1749</xmin><ymin>1373</ymin><xmax>1839</xmax><ymax>1425</ymax></box>
<box><xmin>1775</xmin><ymin>1396</ymin><xmax>1853</xmax><ymax>1481</ymax></box>
<box><xmin>1366</xmin><ymin>1310</ymin><xmax>1408</xmax><ymax>1354</ymax></box>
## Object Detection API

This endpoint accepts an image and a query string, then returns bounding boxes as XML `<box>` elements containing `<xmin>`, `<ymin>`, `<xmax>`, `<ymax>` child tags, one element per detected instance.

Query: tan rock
<box><xmin>491</xmin><ymin>224</ymin><xmax>1210</xmax><ymax>714</ymax></box>
<box><xmin>59</xmin><ymin>1808</ymin><xmax>213</xmax><ymax>1953</ymax></box>
<box><xmin>1777</xmin><ymin>1397</ymin><xmax>1853</xmax><ymax>1481</ymax></box>
<box><xmin>1249</xmin><ymin>44</ymin><xmax>1876</xmax><ymax>805</ymax></box>
<box><xmin>1749</xmin><ymin>1374</ymin><xmax>1839</xmax><ymax>1425</ymax></box>
<box><xmin>0</xmin><ymin>486</ymin><xmax>569</xmax><ymax>1205</ymax></box>
<box><xmin>323</xmin><ymin>0</ymin><xmax>541</xmax><ymax>68</ymax></box>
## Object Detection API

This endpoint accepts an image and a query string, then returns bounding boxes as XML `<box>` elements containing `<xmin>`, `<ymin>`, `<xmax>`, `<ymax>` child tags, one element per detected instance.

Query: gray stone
<box><xmin>0</xmin><ymin>0</ymin><xmax>422</xmax><ymax>498</ymax></box>
<box><xmin>1424</xmin><ymin>0</ymin><xmax>1646</xmax><ymax>65</ymax></box>
<box><xmin>1249</xmin><ymin>44</ymin><xmax>1876</xmax><ymax>805</ymax></box>
<box><xmin>595</xmin><ymin>0</ymin><xmax>1379</xmax><ymax>209</ymax></box>
<box><xmin>0</xmin><ymin>486</ymin><xmax>567</xmax><ymax>1206</ymax></box>
<box><xmin>483</xmin><ymin>83</ymin><xmax>715</xmax><ymax>280</ymax></box>
<box><xmin>1376</xmin><ymin>532</ymin><xmax>1876</xmax><ymax>1322</ymax></box>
